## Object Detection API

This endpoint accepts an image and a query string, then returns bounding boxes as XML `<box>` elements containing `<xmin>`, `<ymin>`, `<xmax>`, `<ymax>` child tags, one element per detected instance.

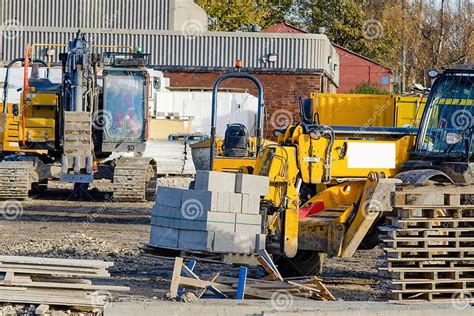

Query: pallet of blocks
<box><xmin>0</xmin><ymin>256</ymin><xmax>129</xmax><ymax>307</ymax></box>
<box><xmin>379</xmin><ymin>184</ymin><xmax>474</xmax><ymax>302</ymax></box>
<box><xmin>149</xmin><ymin>170</ymin><xmax>268</xmax><ymax>255</ymax></box>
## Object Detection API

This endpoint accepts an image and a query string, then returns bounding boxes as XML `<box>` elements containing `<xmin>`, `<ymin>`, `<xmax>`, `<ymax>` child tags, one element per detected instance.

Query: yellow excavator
<box><xmin>0</xmin><ymin>32</ymin><xmax>157</xmax><ymax>201</ymax></box>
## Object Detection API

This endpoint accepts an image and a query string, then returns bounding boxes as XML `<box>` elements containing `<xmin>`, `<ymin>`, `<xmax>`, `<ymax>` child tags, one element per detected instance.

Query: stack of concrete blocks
<box><xmin>149</xmin><ymin>171</ymin><xmax>269</xmax><ymax>254</ymax></box>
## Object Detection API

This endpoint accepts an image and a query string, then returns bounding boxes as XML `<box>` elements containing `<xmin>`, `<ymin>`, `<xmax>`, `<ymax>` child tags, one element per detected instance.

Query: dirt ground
<box><xmin>0</xmin><ymin>176</ymin><xmax>390</xmax><ymax>303</ymax></box>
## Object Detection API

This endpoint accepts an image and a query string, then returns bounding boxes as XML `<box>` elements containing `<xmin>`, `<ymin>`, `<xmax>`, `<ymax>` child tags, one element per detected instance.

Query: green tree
<box><xmin>196</xmin><ymin>0</ymin><xmax>293</xmax><ymax>31</ymax></box>
<box><xmin>351</xmin><ymin>82</ymin><xmax>389</xmax><ymax>95</ymax></box>
<box><xmin>291</xmin><ymin>0</ymin><xmax>396</xmax><ymax>61</ymax></box>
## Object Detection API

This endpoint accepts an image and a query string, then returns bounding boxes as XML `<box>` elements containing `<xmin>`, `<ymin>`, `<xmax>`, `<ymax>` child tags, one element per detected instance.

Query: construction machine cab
<box><xmin>223</xmin><ymin>123</ymin><xmax>249</xmax><ymax>157</ymax></box>
<box><xmin>97</xmin><ymin>52</ymin><xmax>150</xmax><ymax>154</ymax></box>
<box><xmin>403</xmin><ymin>64</ymin><xmax>474</xmax><ymax>184</ymax></box>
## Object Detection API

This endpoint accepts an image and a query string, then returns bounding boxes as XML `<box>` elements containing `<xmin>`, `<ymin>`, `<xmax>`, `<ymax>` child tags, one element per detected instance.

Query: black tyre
<box><xmin>274</xmin><ymin>250</ymin><xmax>326</xmax><ymax>277</ymax></box>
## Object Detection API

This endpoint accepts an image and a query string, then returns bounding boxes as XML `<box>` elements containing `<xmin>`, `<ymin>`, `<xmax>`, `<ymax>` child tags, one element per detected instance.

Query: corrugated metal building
<box><xmin>0</xmin><ymin>0</ymin><xmax>340</xmax><ymax>137</ymax></box>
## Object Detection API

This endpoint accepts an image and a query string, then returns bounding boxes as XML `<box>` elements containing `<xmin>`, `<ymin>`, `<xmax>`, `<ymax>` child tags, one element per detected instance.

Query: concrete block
<box><xmin>181</xmin><ymin>217</ymin><xmax>194</xmax><ymax>230</ymax></box>
<box><xmin>195</xmin><ymin>170</ymin><xmax>236</xmax><ymax>193</ymax></box>
<box><xmin>149</xmin><ymin>226</ymin><xmax>179</xmax><ymax>249</ymax></box>
<box><xmin>212</xmin><ymin>231</ymin><xmax>234</xmax><ymax>253</ymax></box>
<box><xmin>178</xmin><ymin>229</ymin><xmax>214</xmax><ymax>251</ymax></box>
<box><xmin>232</xmin><ymin>233</ymin><xmax>256</xmax><ymax>254</ymax></box>
<box><xmin>235</xmin><ymin>173</ymin><xmax>269</xmax><ymax>196</ymax></box>
<box><xmin>235</xmin><ymin>214</ymin><xmax>262</xmax><ymax>234</ymax></box>
<box><xmin>150</xmin><ymin>215</ymin><xmax>167</xmax><ymax>227</ymax></box>
<box><xmin>217</xmin><ymin>191</ymin><xmax>231</xmax><ymax>212</ymax></box>
<box><xmin>167</xmin><ymin>207</ymin><xmax>182</xmax><ymax>229</ymax></box>
<box><xmin>193</xmin><ymin>211</ymin><xmax>236</xmax><ymax>232</ymax></box>
<box><xmin>229</xmin><ymin>193</ymin><xmax>243</xmax><ymax>213</ymax></box>
<box><xmin>155</xmin><ymin>186</ymin><xmax>185</xmax><ymax>208</ymax></box>
<box><xmin>182</xmin><ymin>190</ymin><xmax>235</xmax><ymax>213</ymax></box>
<box><xmin>241</xmin><ymin>194</ymin><xmax>261</xmax><ymax>214</ymax></box>
<box><xmin>151</xmin><ymin>207</ymin><xmax>171</xmax><ymax>227</ymax></box>
<box><xmin>255</xmin><ymin>234</ymin><xmax>266</xmax><ymax>251</ymax></box>
<box><xmin>182</xmin><ymin>189</ymin><xmax>217</xmax><ymax>214</ymax></box>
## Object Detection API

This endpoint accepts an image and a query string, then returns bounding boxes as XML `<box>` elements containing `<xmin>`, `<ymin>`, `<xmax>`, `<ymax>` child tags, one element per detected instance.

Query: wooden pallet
<box><xmin>380</xmin><ymin>185</ymin><xmax>474</xmax><ymax>301</ymax></box>
<box><xmin>0</xmin><ymin>256</ymin><xmax>129</xmax><ymax>308</ymax></box>
<box><xmin>169</xmin><ymin>255</ymin><xmax>335</xmax><ymax>301</ymax></box>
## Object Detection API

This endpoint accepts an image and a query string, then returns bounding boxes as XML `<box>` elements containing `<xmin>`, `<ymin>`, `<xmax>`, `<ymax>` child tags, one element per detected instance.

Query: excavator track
<box><xmin>113</xmin><ymin>157</ymin><xmax>157</xmax><ymax>202</ymax></box>
<box><xmin>0</xmin><ymin>161</ymin><xmax>35</xmax><ymax>200</ymax></box>
<box><xmin>380</xmin><ymin>184</ymin><xmax>474</xmax><ymax>302</ymax></box>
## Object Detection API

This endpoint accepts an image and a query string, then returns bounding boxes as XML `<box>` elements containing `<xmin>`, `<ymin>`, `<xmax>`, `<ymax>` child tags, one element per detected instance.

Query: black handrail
<box><xmin>210</xmin><ymin>72</ymin><xmax>264</xmax><ymax>170</ymax></box>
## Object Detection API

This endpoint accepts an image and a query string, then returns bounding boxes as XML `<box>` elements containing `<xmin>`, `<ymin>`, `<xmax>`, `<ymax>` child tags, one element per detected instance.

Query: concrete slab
<box><xmin>217</xmin><ymin>191</ymin><xmax>231</xmax><ymax>212</ymax></box>
<box><xmin>182</xmin><ymin>190</ymin><xmax>233</xmax><ymax>213</ymax></box>
<box><xmin>191</xmin><ymin>211</ymin><xmax>236</xmax><ymax>232</ymax></box>
<box><xmin>181</xmin><ymin>189</ymin><xmax>216</xmax><ymax>213</ymax></box>
<box><xmin>178</xmin><ymin>229</ymin><xmax>214</xmax><ymax>251</ymax></box>
<box><xmin>229</xmin><ymin>193</ymin><xmax>243</xmax><ymax>213</ymax></box>
<box><xmin>235</xmin><ymin>173</ymin><xmax>269</xmax><ymax>195</ymax></box>
<box><xmin>255</xmin><ymin>233</ymin><xmax>266</xmax><ymax>251</ymax></box>
<box><xmin>105</xmin><ymin>300</ymin><xmax>474</xmax><ymax>316</ymax></box>
<box><xmin>212</xmin><ymin>231</ymin><xmax>234</xmax><ymax>252</ymax></box>
<box><xmin>241</xmin><ymin>194</ymin><xmax>261</xmax><ymax>214</ymax></box>
<box><xmin>235</xmin><ymin>213</ymin><xmax>262</xmax><ymax>234</ymax></box>
<box><xmin>232</xmin><ymin>233</ymin><xmax>256</xmax><ymax>253</ymax></box>
<box><xmin>155</xmin><ymin>186</ymin><xmax>184</xmax><ymax>208</ymax></box>
<box><xmin>195</xmin><ymin>170</ymin><xmax>237</xmax><ymax>193</ymax></box>
<box><xmin>149</xmin><ymin>226</ymin><xmax>179</xmax><ymax>249</ymax></box>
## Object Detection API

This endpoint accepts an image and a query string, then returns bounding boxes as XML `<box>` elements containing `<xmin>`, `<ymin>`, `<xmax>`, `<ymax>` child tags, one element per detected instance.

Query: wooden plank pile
<box><xmin>169</xmin><ymin>255</ymin><xmax>335</xmax><ymax>301</ymax></box>
<box><xmin>380</xmin><ymin>185</ymin><xmax>474</xmax><ymax>302</ymax></box>
<box><xmin>0</xmin><ymin>256</ymin><xmax>129</xmax><ymax>307</ymax></box>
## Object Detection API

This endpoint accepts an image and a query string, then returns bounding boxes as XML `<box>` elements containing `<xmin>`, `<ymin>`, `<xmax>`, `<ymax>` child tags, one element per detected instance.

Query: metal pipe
<box><xmin>210</xmin><ymin>72</ymin><xmax>264</xmax><ymax>170</ymax></box>
<box><xmin>303</xmin><ymin>124</ymin><xmax>418</xmax><ymax>137</ymax></box>
<box><xmin>2</xmin><ymin>58</ymin><xmax>48</xmax><ymax>114</ymax></box>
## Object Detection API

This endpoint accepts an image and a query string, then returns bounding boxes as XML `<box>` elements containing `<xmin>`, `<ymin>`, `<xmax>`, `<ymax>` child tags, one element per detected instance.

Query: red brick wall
<box><xmin>162</xmin><ymin>71</ymin><xmax>323</xmax><ymax>138</ymax></box>
<box><xmin>335</xmin><ymin>46</ymin><xmax>392</xmax><ymax>93</ymax></box>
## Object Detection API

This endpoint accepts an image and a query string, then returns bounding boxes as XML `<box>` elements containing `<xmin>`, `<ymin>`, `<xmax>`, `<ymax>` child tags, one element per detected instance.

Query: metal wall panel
<box><xmin>0</xmin><ymin>0</ymin><xmax>339</xmax><ymax>85</ymax></box>
<box><xmin>0</xmin><ymin>30</ymin><xmax>339</xmax><ymax>85</ymax></box>
<box><xmin>1</xmin><ymin>0</ymin><xmax>169</xmax><ymax>30</ymax></box>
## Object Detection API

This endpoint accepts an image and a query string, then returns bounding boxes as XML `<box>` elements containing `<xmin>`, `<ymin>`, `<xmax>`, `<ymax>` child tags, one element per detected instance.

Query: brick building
<box><xmin>333</xmin><ymin>44</ymin><xmax>392</xmax><ymax>93</ymax></box>
<box><xmin>155</xmin><ymin>30</ymin><xmax>340</xmax><ymax>138</ymax></box>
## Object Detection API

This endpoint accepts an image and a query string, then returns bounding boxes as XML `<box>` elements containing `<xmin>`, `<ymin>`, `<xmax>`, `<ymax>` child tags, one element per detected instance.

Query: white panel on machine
<box><xmin>347</xmin><ymin>142</ymin><xmax>396</xmax><ymax>169</ymax></box>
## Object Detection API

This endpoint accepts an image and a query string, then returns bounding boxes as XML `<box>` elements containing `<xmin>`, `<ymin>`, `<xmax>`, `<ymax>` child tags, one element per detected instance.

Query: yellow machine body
<box><xmin>254</xmin><ymin>123</ymin><xmax>416</xmax><ymax>259</ymax></box>
<box><xmin>310</xmin><ymin>93</ymin><xmax>426</xmax><ymax>127</ymax></box>
<box><xmin>191</xmin><ymin>136</ymin><xmax>272</xmax><ymax>173</ymax></box>
<box><xmin>0</xmin><ymin>103</ymin><xmax>47</xmax><ymax>153</ymax></box>
<box><xmin>201</xmin><ymin>93</ymin><xmax>425</xmax><ymax>174</ymax></box>
<box><xmin>21</xmin><ymin>89</ymin><xmax>57</xmax><ymax>145</ymax></box>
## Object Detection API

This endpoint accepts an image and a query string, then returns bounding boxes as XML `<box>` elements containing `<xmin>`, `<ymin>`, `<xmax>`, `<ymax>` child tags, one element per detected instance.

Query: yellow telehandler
<box><xmin>194</xmin><ymin>64</ymin><xmax>473</xmax><ymax>283</ymax></box>
<box><xmin>254</xmin><ymin>64</ymin><xmax>474</xmax><ymax>278</ymax></box>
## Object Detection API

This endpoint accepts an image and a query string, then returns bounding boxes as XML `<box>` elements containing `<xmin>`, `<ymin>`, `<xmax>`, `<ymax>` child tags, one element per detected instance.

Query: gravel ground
<box><xmin>0</xmin><ymin>176</ymin><xmax>389</xmax><ymax>307</ymax></box>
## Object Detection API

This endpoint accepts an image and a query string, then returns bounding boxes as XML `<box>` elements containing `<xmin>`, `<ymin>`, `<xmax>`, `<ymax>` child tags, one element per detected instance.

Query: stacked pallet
<box><xmin>144</xmin><ymin>140</ymin><xmax>196</xmax><ymax>175</ymax></box>
<box><xmin>149</xmin><ymin>171</ymin><xmax>268</xmax><ymax>254</ymax></box>
<box><xmin>0</xmin><ymin>256</ymin><xmax>129</xmax><ymax>307</ymax></box>
<box><xmin>380</xmin><ymin>185</ymin><xmax>474</xmax><ymax>302</ymax></box>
